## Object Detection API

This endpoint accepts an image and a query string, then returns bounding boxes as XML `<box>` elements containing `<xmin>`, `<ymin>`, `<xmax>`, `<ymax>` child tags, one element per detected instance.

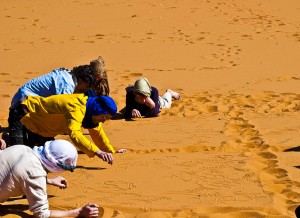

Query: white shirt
<box><xmin>0</xmin><ymin>145</ymin><xmax>50</xmax><ymax>218</ymax></box>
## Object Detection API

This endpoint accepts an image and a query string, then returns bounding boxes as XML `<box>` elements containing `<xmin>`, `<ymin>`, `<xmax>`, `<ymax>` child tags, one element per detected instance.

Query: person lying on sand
<box><xmin>124</xmin><ymin>77</ymin><xmax>181</xmax><ymax>118</ymax></box>
<box><xmin>0</xmin><ymin>139</ymin><xmax>99</xmax><ymax>218</ymax></box>
<box><xmin>11</xmin><ymin>56</ymin><xmax>109</xmax><ymax>106</ymax></box>
<box><xmin>8</xmin><ymin>94</ymin><xmax>126</xmax><ymax>165</ymax></box>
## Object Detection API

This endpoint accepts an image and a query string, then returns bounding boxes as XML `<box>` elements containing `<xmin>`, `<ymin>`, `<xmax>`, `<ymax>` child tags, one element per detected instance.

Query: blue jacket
<box><xmin>11</xmin><ymin>68</ymin><xmax>75</xmax><ymax>105</ymax></box>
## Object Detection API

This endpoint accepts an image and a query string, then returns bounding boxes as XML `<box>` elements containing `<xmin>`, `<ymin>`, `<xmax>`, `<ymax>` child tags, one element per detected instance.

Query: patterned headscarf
<box><xmin>33</xmin><ymin>140</ymin><xmax>78</xmax><ymax>173</ymax></box>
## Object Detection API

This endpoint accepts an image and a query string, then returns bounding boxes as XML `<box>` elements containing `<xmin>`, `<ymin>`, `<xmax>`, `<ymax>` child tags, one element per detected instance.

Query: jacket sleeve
<box><xmin>64</xmin><ymin>97</ymin><xmax>115</xmax><ymax>156</ymax></box>
<box><xmin>66</xmin><ymin>109</ymin><xmax>100</xmax><ymax>158</ymax></box>
<box><xmin>21</xmin><ymin>173</ymin><xmax>51</xmax><ymax>218</ymax></box>
<box><xmin>124</xmin><ymin>87</ymin><xmax>135</xmax><ymax>118</ymax></box>
<box><xmin>88</xmin><ymin>123</ymin><xmax>116</xmax><ymax>153</ymax></box>
<box><xmin>145</xmin><ymin>87</ymin><xmax>160</xmax><ymax>117</ymax></box>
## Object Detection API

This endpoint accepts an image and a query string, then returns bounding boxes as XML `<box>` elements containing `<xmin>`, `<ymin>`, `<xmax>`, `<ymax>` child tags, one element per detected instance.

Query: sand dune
<box><xmin>1</xmin><ymin>0</ymin><xmax>299</xmax><ymax>217</ymax></box>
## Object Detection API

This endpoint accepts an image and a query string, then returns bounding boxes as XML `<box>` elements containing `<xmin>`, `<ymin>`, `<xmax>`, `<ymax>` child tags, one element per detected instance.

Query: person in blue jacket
<box><xmin>124</xmin><ymin>77</ymin><xmax>181</xmax><ymax>118</ymax></box>
<box><xmin>11</xmin><ymin>65</ymin><xmax>95</xmax><ymax>106</ymax></box>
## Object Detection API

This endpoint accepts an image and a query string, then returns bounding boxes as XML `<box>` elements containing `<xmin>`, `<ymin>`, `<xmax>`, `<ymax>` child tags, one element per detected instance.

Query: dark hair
<box><xmin>71</xmin><ymin>65</ymin><xmax>95</xmax><ymax>87</ymax></box>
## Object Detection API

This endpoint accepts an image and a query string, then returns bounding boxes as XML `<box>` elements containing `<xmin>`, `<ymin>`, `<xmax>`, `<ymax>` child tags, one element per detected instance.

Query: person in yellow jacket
<box><xmin>8</xmin><ymin>93</ymin><xmax>126</xmax><ymax>165</ymax></box>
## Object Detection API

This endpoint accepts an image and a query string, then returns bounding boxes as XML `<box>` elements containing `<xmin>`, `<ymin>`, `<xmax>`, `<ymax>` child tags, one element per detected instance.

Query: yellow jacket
<box><xmin>21</xmin><ymin>94</ymin><xmax>115</xmax><ymax>157</ymax></box>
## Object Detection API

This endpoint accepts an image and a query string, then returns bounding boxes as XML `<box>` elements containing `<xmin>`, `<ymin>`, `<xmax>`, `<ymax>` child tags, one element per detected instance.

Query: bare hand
<box><xmin>144</xmin><ymin>97</ymin><xmax>155</xmax><ymax>109</ymax></box>
<box><xmin>0</xmin><ymin>139</ymin><xmax>6</xmax><ymax>150</ymax></box>
<box><xmin>47</xmin><ymin>176</ymin><xmax>68</xmax><ymax>189</ymax></box>
<box><xmin>95</xmin><ymin>150</ymin><xmax>113</xmax><ymax>165</ymax></box>
<box><xmin>115</xmin><ymin>148</ymin><xmax>127</xmax><ymax>153</ymax></box>
<box><xmin>131</xmin><ymin>109</ymin><xmax>142</xmax><ymax>118</ymax></box>
<box><xmin>79</xmin><ymin>203</ymin><xmax>99</xmax><ymax>218</ymax></box>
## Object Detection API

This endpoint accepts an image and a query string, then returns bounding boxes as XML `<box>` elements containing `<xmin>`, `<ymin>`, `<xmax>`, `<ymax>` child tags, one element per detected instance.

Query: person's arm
<box><xmin>64</xmin><ymin>97</ymin><xmax>121</xmax><ymax>163</ymax></box>
<box><xmin>0</xmin><ymin>139</ymin><xmax>6</xmax><ymax>150</ymax></box>
<box><xmin>22</xmin><ymin>167</ymin><xmax>99</xmax><ymax>218</ymax></box>
<box><xmin>89</xmin><ymin>124</ymin><xmax>127</xmax><ymax>157</ymax></box>
<box><xmin>47</xmin><ymin>176</ymin><xmax>67</xmax><ymax>189</ymax></box>
<box><xmin>144</xmin><ymin>97</ymin><xmax>155</xmax><ymax>110</ymax></box>
<box><xmin>67</xmin><ymin>109</ymin><xmax>117</xmax><ymax>164</ymax></box>
<box><xmin>66</xmin><ymin>108</ymin><xmax>101</xmax><ymax>157</ymax></box>
<box><xmin>21</xmin><ymin>172</ymin><xmax>51</xmax><ymax>217</ymax></box>
<box><xmin>145</xmin><ymin>87</ymin><xmax>160</xmax><ymax>117</ymax></box>
<box><xmin>88</xmin><ymin>123</ymin><xmax>115</xmax><ymax>153</ymax></box>
<box><xmin>49</xmin><ymin>203</ymin><xmax>99</xmax><ymax>218</ymax></box>
<box><xmin>124</xmin><ymin>87</ymin><xmax>135</xmax><ymax>118</ymax></box>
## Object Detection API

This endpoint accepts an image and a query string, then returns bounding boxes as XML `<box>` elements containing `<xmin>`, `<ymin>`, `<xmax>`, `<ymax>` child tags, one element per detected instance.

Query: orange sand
<box><xmin>1</xmin><ymin>0</ymin><xmax>300</xmax><ymax>217</ymax></box>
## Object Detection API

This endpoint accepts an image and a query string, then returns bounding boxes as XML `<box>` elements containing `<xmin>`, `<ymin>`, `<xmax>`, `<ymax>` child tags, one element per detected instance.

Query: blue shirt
<box><xmin>11</xmin><ymin>68</ymin><xmax>75</xmax><ymax>105</ymax></box>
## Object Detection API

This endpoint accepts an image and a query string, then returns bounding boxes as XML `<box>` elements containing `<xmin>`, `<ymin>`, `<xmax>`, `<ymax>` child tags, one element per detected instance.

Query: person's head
<box><xmin>90</xmin><ymin>56</ymin><xmax>106</xmax><ymax>82</ymax></box>
<box><xmin>71</xmin><ymin>65</ymin><xmax>96</xmax><ymax>93</ymax></box>
<box><xmin>82</xmin><ymin>96</ymin><xmax>117</xmax><ymax>129</ymax></box>
<box><xmin>90</xmin><ymin>96</ymin><xmax>117</xmax><ymax>124</ymax></box>
<box><xmin>33</xmin><ymin>139</ymin><xmax>78</xmax><ymax>173</ymax></box>
<box><xmin>133</xmin><ymin>78</ymin><xmax>152</xmax><ymax>104</ymax></box>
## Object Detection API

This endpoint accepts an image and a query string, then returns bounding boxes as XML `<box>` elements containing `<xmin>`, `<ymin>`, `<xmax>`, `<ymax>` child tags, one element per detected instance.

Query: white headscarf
<box><xmin>33</xmin><ymin>139</ymin><xmax>78</xmax><ymax>173</ymax></box>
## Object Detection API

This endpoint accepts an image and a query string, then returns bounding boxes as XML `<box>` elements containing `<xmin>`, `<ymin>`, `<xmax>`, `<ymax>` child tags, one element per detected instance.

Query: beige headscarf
<box><xmin>133</xmin><ymin>78</ymin><xmax>152</xmax><ymax>97</ymax></box>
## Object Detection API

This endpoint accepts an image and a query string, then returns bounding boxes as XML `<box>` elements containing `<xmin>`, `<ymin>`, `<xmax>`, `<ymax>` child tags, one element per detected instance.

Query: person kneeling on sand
<box><xmin>11</xmin><ymin>65</ymin><xmax>96</xmax><ymax>106</ymax></box>
<box><xmin>0</xmin><ymin>139</ymin><xmax>99</xmax><ymax>218</ymax></box>
<box><xmin>11</xmin><ymin>56</ymin><xmax>110</xmax><ymax>107</ymax></box>
<box><xmin>124</xmin><ymin>77</ymin><xmax>181</xmax><ymax>118</ymax></box>
<box><xmin>8</xmin><ymin>94</ymin><xmax>126</xmax><ymax>165</ymax></box>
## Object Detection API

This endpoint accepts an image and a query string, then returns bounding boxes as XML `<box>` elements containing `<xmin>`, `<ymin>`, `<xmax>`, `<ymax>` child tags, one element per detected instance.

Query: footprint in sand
<box><xmin>0</xmin><ymin>94</ymin><xmax>10</xmax><ymax>98</ymax></box>
<box><xmin>129</xmin><ymin>72</ymin><xmax>143</xmax><ymax>77</ymax></box>
<box><xmin>0</xmin><ymin>80</ymin><xmax>11</xmax><ymax>83</ymax></box>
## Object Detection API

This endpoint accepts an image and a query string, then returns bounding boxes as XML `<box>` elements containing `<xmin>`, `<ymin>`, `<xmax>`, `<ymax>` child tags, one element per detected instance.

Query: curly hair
<box><xmin>71</xmin><ymin>65</ymin><xmax>95</xmax><ymax>87</ymax></box>
<box><xmin>93</xmin><ymin>78</ymin><xmax>110</xmax><ymax>96</ymax></box>
<box><xmin>90</xmin><ymin>56</ymin><xmax>110</xmax><ymax>96</ymax></box>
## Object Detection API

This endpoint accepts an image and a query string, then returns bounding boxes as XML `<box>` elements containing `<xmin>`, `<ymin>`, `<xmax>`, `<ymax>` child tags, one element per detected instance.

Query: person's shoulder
<box><xmin>68</xmin><ymin>94</ymin><xmax>88</xmax><ymax>106</ymax></box>
<box><xmin>125</xmin><ymin>85</ymin><xmax>134</xmax><ymax>93</ymax></box>
<box><xmin>151</xmin><ymin>86</ymin><xmax>158</xmax><ymax>92</ymax></box>
<box><xmin>48</xmin><ymin>68</ymin><xmax>72</xmax><ymax>77</ymax></box>
<box><xmin>150</xmin><ymin>86</ymin><xmax>159</xmax><ymax>96</ymax></box>
<box><xmin>4</xmin><ymin>146</ymin><xmax>46</xmax><ymax>176</ymax></box>
<box><xmin>57</xmin><ymin>93</ymin><xmax>87</xmax><ymax>102</ymax></box>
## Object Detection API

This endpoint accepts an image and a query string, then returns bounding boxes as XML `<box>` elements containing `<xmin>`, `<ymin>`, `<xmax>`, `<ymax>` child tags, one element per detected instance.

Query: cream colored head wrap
<box><xmin>33</xmin><ymin>140</ymin><xmax>78</xmax><ymax>173</ymax></box>
<box><xmin>133</xmin><ymin>78</ymin><xmax>152</xmax><ymax>97</ymax></box>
